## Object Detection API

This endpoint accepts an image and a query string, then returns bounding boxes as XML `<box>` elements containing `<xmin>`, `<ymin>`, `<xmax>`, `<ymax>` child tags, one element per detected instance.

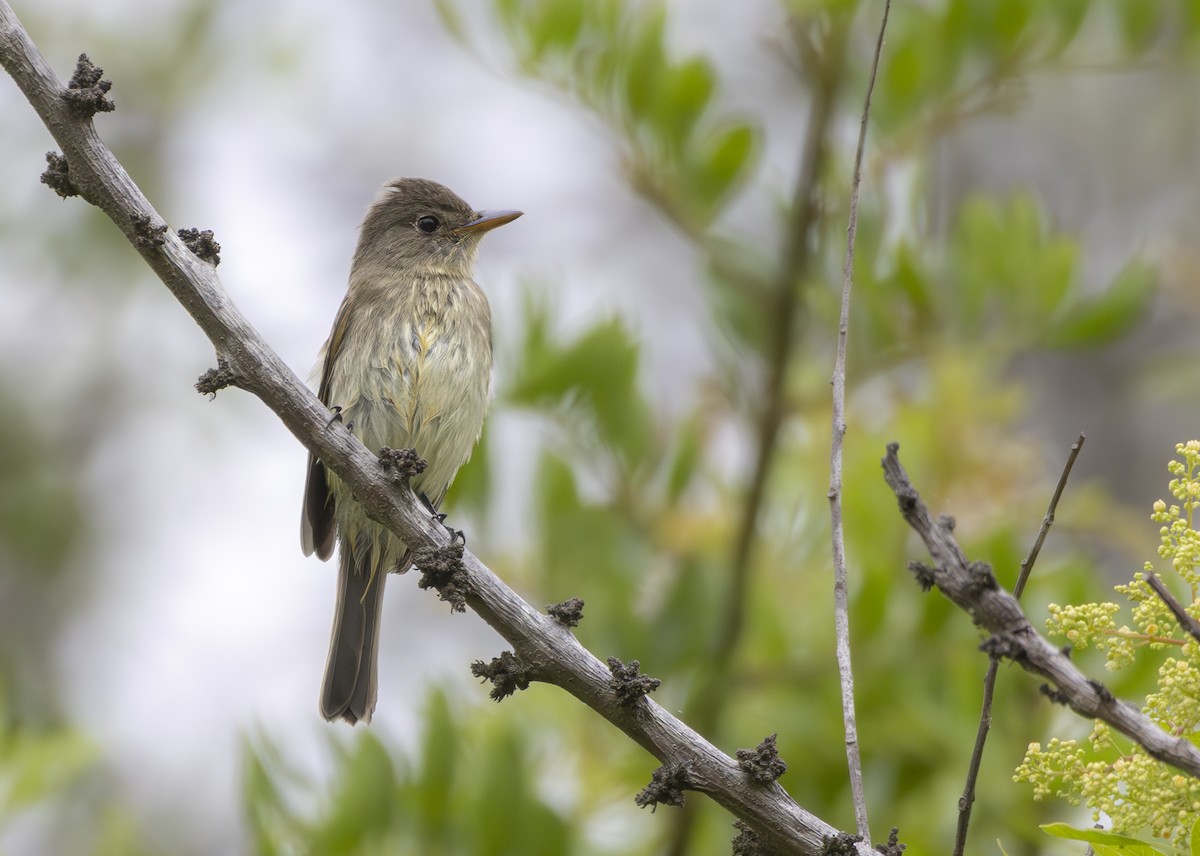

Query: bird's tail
<box><xmin>320</xmin><ymin>539</ymin><xmax>386</xmax><ymax>725</ymax></box>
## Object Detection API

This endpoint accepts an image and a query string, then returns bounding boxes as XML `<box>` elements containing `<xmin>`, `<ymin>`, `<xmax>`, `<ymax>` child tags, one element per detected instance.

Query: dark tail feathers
<box><xmin>320</xmin><ymin>541</ymin><xmax>386</xmax><ymax>725</ymax></box>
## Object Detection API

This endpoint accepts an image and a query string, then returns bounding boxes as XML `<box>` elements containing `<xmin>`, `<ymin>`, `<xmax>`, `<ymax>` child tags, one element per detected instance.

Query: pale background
<box><xmin>1</xmin><ymin>1</ymin><xmax>1199</xmax><ymax>853</ymax></box>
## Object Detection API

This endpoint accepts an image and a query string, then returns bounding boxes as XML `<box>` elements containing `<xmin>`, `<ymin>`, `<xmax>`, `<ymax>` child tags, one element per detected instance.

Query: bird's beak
<box><xmin>454</xmin><ymin>209</ymin><xmax>523</xmax><ymax>235</ymax></box>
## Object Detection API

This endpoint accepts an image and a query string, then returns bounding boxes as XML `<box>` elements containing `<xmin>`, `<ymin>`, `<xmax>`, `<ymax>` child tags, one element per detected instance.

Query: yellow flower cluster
<box><xmin>1014</xmin><ymin>443</ymin><xmax>1200</xmax><ymax>846</ymax></box>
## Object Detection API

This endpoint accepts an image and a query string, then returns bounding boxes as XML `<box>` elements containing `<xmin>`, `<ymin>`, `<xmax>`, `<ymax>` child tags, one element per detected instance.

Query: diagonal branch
<box><xmin>0</xmin><ymin>4</ymin><xmax>872</xmax><ymax>854</ymax></box>
<box><xmin>881</xmin><ymin>442</ymin><xmax>1200</xmax><ymax>779</ymax></box>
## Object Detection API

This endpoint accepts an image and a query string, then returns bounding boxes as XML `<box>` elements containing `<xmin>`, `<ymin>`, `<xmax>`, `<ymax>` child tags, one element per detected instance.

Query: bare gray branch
<box><xmin>0</xmin><ymin>3</ymin><xmax>872</xmax><ymax>852</ymax></box>
<box><xmin>882</xmin><ymin>442</ymin><xmax>1200</xmax><ymax>779</ymax></box>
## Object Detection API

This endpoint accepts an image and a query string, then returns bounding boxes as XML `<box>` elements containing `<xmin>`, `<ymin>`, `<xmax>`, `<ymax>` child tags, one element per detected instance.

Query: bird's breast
<box><xmin>325</xmin><ymin>274</ymin><xmax>493</xmax><ymax>496</ymax></box>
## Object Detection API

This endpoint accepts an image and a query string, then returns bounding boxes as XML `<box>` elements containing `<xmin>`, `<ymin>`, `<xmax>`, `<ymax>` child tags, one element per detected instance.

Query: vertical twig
<box><xmin>829</xmin><ymin>0</ymin><xmax>891</xmax><ymax>842</ymax></box>
<box><xmin>667</xmin><ymin>24</ymin><xmax>847</xmax><ymax>855</ymax></box>
<box><xmin>952</xmin><ymin>433</ymin><xmax>1086</xmax><ymax>856</ymax></box>
<box><xmin>1014</xmin><ymin>434</ymin><xmax>1086</xmax><ymax>600</ymax></box>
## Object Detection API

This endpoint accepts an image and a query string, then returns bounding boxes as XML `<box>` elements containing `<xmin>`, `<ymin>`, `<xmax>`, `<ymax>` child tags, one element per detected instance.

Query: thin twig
<box><xmin>952</xmin><ymin>433</ymin><xmax>1085</xmax><ymax>856</ymax></box>
<box><xmin>828</xmin><ymin>0</ymin><xmax>891</xmax><ymax>842</ymax></box>
<box><xmin>0</xmin><ymin>5</ymin><xmax>876</xmax><ymax>853</ymax></box>
<box><xmin>667</xmin><ymin>23</ymin><xmax>847</xmax><ymax>853</ymax></box>
<box><xmin>1144</xmin><ymin>572</ymin><xmax>1200</xmax><ymax>645</ymax></box>
<box><xmin>1015</xmin><ymin>434</ymin><xmax>1086</xmax><ymax>600</ymax></box>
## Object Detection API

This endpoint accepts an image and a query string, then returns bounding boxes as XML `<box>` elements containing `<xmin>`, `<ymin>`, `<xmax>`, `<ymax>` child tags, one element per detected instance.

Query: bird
<box><xmin>301</xmin><ymin>177</ymin><xmax>521</xmax><ymax>724</ymax></box>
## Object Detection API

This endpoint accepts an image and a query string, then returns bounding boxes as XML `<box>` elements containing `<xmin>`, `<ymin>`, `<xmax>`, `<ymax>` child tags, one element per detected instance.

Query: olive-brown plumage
<box><xmin>302</xmin><ymin>178</ymin><xmax>520</xmax><ymax>724</ymax></box>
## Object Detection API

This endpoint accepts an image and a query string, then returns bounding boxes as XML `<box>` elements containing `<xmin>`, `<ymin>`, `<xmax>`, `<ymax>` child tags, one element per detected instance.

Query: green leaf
<box><xmin>527</xmin><ymin>0</ymin><xmax>588</xmax><ymax>62</ymax></box>
<box><xmin>993</xmin><ymin>0</ymin><xmax>1033</xmax><ymax>51</ymax></box>
<box><xmin>242</xmin><ymin>733</ymin><xmax>304</xmax><ymax>856</ymax></box>
<box><xmin>964</xmin><ymin>0</ymin><xmax>1034</xmax><ymax>56</ymax></box>
<box><xmin>621</xmin><ymin>4</ymin><xmax>666</xmax><ymax>123</ymax></box>
<box><xmin>0</xmin><ymin>727</ymin><xmax>96</xmax><ymax>814</ymax></box>
<box><xmin>1047</xmin><ymin>0</ymin><xmax>1090</xmax><ymax>50</ymax></box>
<box><xmin>414</xmin><ymin>689</ymin><xmax>458</xmax><ymax>844</ymax></box>
<box><xmin>494</xmin><ymin>0</ymin><xmax>522</xmax><ymax>36</ymax></box>
<box><xmin>702</xmin><ymin>237</ymin><xmax>771</xmax><ymax>351</ymax></box>
<box><xmin>1041</xmin><ymin>822</ymin><xmax>1177</xmax><ymax>855</ymax></box>
<box><xmin>893</xmin><ymin>241</ymin><xmax>934</xmax><ymax>318</ymax></box>
<box><xmin>950</xmin><ymin>194</ymin><xmax>1081</xmax><ymax>341</ymax></box>
<box><xmin>472</xmin><ymin>727</ymin><xmax>572</xmax><ymax>856</ymax></box>
<box><xmin>652</xmin><ymin>56</ymin><xmax>715</xmax><ymax>149</ymax></box>
<box><xmin>1045</xmin><ymin>258</ymin><xmax>1155</xmax><ymax>348</ymax></box>
<box><xmin>665</xmin><ymin>411</ymin><xmax>703</xmax><ymax>503</ymax></box>
<box><xmin>536</xmin><ymin>452</ymin><xmax>623</xmax><ymax>590</ymax></box>
<box><xmin>508</xmin><ymin>316</ymin><xmax>651</xmax><ymax>464</ymax></box>
<box><xmin>443</xmin><ymin>419</ymin><xmax>491</xmax><ymax>515</ymax></box>
<box><xmin>878</xmin><ymin>9</ymin><xmax>951</xmax><ymax>130</ymax></box>
<box><xmin>536</xmin><ymin>452</ymin><xmax>580</xmax><ymax>518</ymax></box>
<box><xmin>691</xmin><ymin>122</ymin><xmax>756</xmax><ymax>216</ymax></box>
<box><xmin>309</xmin><ymin>733</ymin><xmax>397</xmax><ymax>854</ymax></box>
<box><xmin>1115</xmin><ymin>0</ymin><xmax>1165</xmax><ymax>53</ymax></box>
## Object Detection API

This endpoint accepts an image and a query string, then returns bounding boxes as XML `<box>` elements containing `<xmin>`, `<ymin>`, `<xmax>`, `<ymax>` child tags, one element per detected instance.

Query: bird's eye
<box><xmin>416</xmin><ymin>215</ymin><xmax>439</xmax><ymax>233</ymax></box>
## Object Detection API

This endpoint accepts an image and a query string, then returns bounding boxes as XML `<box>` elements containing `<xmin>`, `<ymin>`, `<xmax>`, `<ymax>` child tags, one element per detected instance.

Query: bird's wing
<box><xmin>301</xmin><ymin>299</ymin><xmax>354</xmax><ymax>560</ymax></box>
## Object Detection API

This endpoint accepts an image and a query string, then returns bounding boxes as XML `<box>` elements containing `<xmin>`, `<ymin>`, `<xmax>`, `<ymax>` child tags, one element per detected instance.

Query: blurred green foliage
<box><xmin>5</xmin><ymin>0</ymin><xmax>1199</xmax><ymax>854</ymax></box>
<box><xmin>0</xmin><ymin>679</ymin><xmax>150</xmax><ymax>856</ymax></box>
<box><xmin>439</xmin><ymin>0</ymin><xmax>760</xmax><ymax>235</ymax></box>
<box><xmin>243</xmin><ymin>1</ymin><xmax>1193</xmax><ymax>855</ymax></box>
<box><xmin>229</xmin><ymin>0</ymin><xmax>1200</xmax><ymax>853</ymax></box>
<box><xmin>848</xmin><ymin>194</ymin><xmax>1156</xmax><ymax>358</ymax></box>
<box><xmin>245</xmin><ymin>690</ymin><xmax>602</xmax><ymax>856</ymax></box>
<box><xmin>0</xmin><ymin>385</ymin><xmax>85</xmax><ymax>583</ymax></box>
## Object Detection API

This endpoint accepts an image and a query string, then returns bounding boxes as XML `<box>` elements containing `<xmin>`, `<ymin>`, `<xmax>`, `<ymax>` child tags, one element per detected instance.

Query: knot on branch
<box><xmin>40</xmin><ymin>152</ymin><xmax>79</xmax><ymax>199</ymax></box>
<box><xmin>965</xmin><ymin>560</ymin><xmax>998</xmax><ymax>596</ymax></box>
<box><xmin>1089</xmin><ymin>678</ymin><xmax>1115</xmax><ymax>706</ymax></box>
<box><xmin>379</xmin><ymin>447</ymin><xmax>427</xmax><ymax>484</ymax></box>
<box><xmin>634</xmin><ymin>762</ymin><xmax>690</xmax><ymax>811</ymax></box>
<box><xmin>936</xmin><ymin>513</ymin><xmax>956</xmax><ymax>532</ymax></box>
<box><xmin>892</xmin><ymin>486</ymin><xmax>918</xmax><ymax>515</ymax></box>
<box><xmin>607</xmin><ymin>657</ymin><xmax>660</xmax><ymax>707</ymax></box>
<box><xmin>1039</xmin><ymin>683</ymin><xmax>1070</xmax><ymax>707</ymax></box>
<box><xmin>414</xmin><ymin>540</ymin><xmax>468</xmax><ymax>612</ymax></box>
<box><xmin>195</xmin><ymin>359</ymin><xmax>235</xmax><ymax>397</ymax></box>
<box><xmin>820</xmin><ymin>832</ymin><xmax>863</xmax><ymax>855</ymax></box>
<box><xmin>874</xmin><ymin>827</ymin><xmax>906</xmax><ymax>855</ymax></box>
<box><xmin>547</xmin><ymin>597</ymin><xmax>584</xmax><ymax>627</ymax></box>
<box><xmin>736</xmin><ymin>733</ymin><xmax>787</xmax><ymax>784</ymax></box>
<box><xmin>178</xmin><ymin>227</ymin><xmax>221</xmax><ymax>265</ymax></box>
<box><xmin>65</xmin><ymin>54</ymin><xmax>115</xmax><ymax>118</ymax></box>
<box><xmin>731</xmin><ymin>820</ymin><xmax>768</xmax><ymax>856</ymax></box>
<box><xmin>907</xmin><ymin>561</ymin><xmax>936</xmax><ymax>592</ymax></box>
<box><xmin>979</xmin><ymin>632</ymin><xmax>1024</xmax><ymax>663</ymax></box>
<box><xmin>130</xmin><ymin>214</ymin><xmax>168</xmax><ymax>250</ymax></box>
<box><xmin>470</xmin><ymin>650</ymin><xmax>530</xmax><ymax>701</ymax></box>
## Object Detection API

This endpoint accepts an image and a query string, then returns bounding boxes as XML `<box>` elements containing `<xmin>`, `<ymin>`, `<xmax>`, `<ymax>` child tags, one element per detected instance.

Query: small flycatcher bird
<box><xmin>301</xmin><ymin>177</ymin><xmax>521</xmax><ymax>724</ymax></box>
